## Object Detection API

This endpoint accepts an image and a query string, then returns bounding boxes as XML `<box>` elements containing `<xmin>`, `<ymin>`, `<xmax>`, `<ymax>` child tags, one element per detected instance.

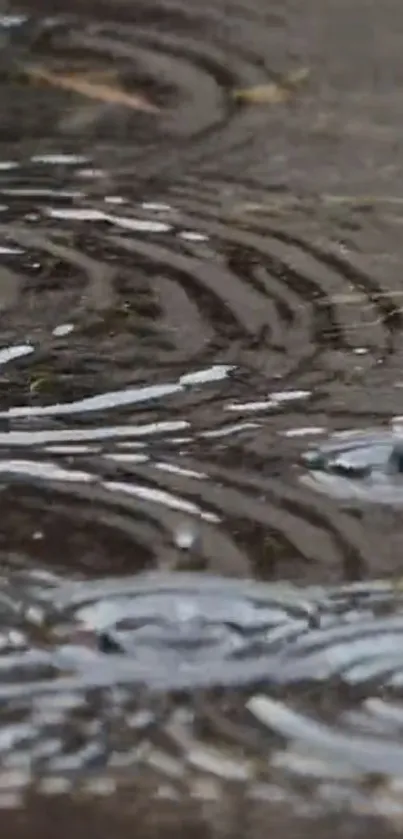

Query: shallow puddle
<box><xmin>1</xmin><ymin>2</ymin><xmax>403</xmax><ymax>837</ymax></box>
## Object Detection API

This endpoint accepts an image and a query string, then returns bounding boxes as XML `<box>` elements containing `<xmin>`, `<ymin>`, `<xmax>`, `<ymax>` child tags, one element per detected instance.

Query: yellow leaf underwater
<box><xmin>233</xmin><ymin>67</ymin><xmax>310</xmax><ymax>105</ymax></box>
<box><xmin>23</xmin><ymin>64</ymin><xmax>160</xmax><ymax>114</ymax></box>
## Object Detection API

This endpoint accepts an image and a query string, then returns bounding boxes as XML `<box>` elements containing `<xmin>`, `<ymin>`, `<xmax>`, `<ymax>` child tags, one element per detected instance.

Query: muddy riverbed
<box><xmin>0</xmin><ymin>0</ymin><xmax>403</xmax><ymax>837</ymax></box>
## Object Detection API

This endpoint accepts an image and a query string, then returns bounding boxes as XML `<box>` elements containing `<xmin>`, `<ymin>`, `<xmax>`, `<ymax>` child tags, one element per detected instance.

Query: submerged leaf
<box><xmin>233</xmin><ymin>67</ymin><xmax>310</xmax><ymax>104</ymax></box>
<box><xmin>23</xmin><ymin>64</ymin><xmax>159</xmax><ymax>114</ymax></box>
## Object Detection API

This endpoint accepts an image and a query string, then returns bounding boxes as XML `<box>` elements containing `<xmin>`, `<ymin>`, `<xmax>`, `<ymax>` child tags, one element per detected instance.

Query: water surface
<box><xmin>0</xmin><ymin>2</ymin><xmax>403</xmax><ymax>837</ymax></box>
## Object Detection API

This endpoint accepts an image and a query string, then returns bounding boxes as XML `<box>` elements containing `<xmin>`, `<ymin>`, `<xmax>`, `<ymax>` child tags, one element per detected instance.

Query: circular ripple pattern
<box><xmin>2</xmin><ymin>167</ymin><xmax>403</xmax><ymax>582</ymax></box>
<box><xmin>247</xmin><ymin>579</ymin><xmax>403</xmax><ymax>786</ymax></box>
<box><xmin>2</xmin><ymin>571</ymin><xmax>403</xmax><ymax>827</ymax></box>
<box><xmin>3</xmin><ymin>1</ymin><xmax>403</xmax><ymax>834</ymax></box>
<box><xmin>1</xmin><ymin>6</ymin><xmax>287</xmax><ymax>180</ymax></box>
<box><xmin>45</xmin><ymin>572</ymin><xmax>318</xmax><ymax>691</ymax></box>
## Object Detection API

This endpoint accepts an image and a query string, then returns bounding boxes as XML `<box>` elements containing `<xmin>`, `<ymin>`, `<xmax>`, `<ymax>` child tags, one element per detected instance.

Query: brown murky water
<box><xmin>1</xmin><ymin>0</ymin><xmax>403</xmax><ymax>837</ymax></box>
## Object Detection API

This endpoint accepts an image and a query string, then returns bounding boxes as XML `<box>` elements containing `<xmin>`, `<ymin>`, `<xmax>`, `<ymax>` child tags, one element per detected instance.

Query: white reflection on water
<box><xmin>0</xmin><ymin>365</ymin><xmax>234</xmax><ymax>418</ymax></box>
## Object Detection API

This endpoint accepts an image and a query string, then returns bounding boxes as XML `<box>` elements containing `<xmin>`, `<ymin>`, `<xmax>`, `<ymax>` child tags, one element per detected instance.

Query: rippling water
<box><xmin>1</xmin><ymin>1</ymin><xmax>403</xmax><ymax>837</ymax></box>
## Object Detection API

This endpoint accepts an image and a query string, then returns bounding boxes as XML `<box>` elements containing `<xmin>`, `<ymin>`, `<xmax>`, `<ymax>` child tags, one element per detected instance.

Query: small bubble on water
<box><xmin>25</xmin><ymin>606</ymin><xmax>45</xmax><ymax>625</ymax></box>
<box><xmin>174</xmin><ymin>522</ymin><xmax>197</xmax><ymax>550</ymax></box>
<box><xmin>52</xmin><ymin>324</ymin><xmax>74</xmax><ymax>338</ymax></box>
